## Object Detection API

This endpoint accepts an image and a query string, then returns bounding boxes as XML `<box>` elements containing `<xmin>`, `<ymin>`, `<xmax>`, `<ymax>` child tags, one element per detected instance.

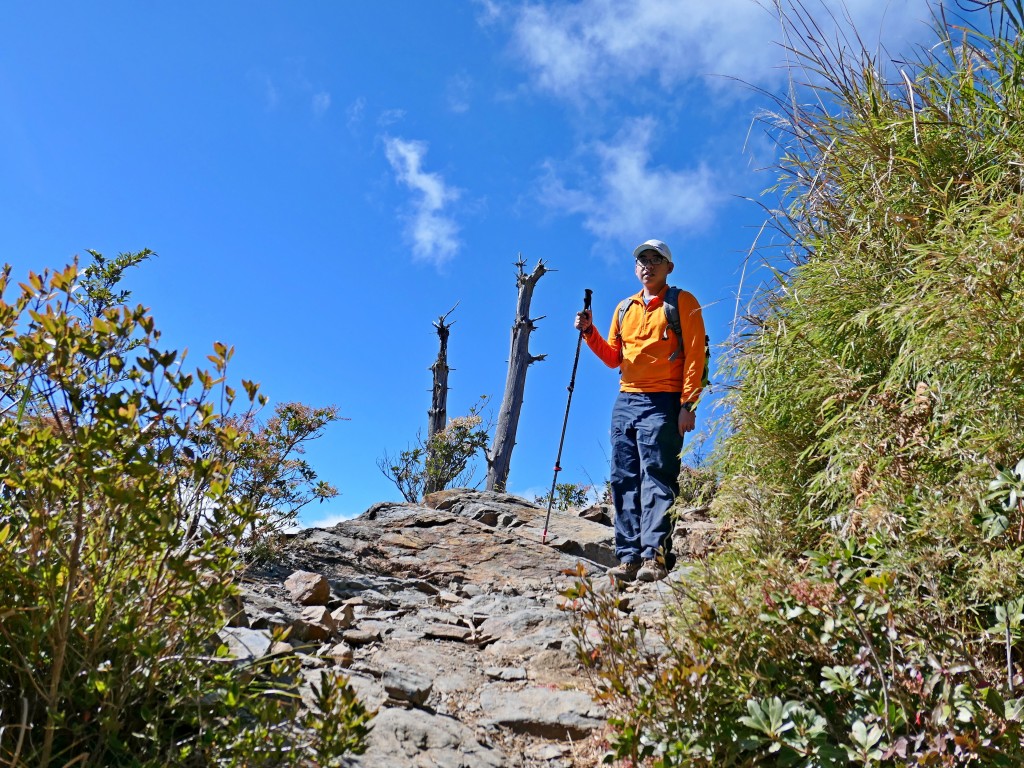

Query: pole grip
<box><xmin>583</xmin><ymin>288</ymin><xmax>592</xmax><ymax>312</ymax></box>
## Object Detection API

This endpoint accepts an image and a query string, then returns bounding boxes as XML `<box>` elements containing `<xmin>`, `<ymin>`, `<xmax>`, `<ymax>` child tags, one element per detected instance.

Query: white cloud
<box><xmin>346</xmin><ymin>97</ymin><xmax>365</xmax><ymax>132</ymax></box>
<box><xmin>312</xmin><ymin>91</ymin><xmax>331</xmax><ymax>116</ymax></box>
<box><xmin>473</xmin><ymin>0</ymin><xmax>504</xmax><ymax>25</ymax></box>
<box><xmin>510</xmin><ymin>0</ymin><xmax>933</xmax><ymax>100</ymax></box>
<box><xmin>378</xmin><ymin>109</ymin><xmax>406</xmax><ymax>128</ymax></box>
<box><xmin>446</xmin><ymin>73</ymin><xmax>473</xmax><ymax>114</ymax></box>
<box><xmin>384</xmin><ymin>137</ymin><xmax>462</xmax><ymax>267</ymax></box>
<box><xmin>539</xmin><ymin>117</ymin><xmax>722</xmax><ymax>246</ymax></box>
<box><xmin>299</xmin><ymin>509</ymin><xmax>361</xmax><ymax>529</ymax></box>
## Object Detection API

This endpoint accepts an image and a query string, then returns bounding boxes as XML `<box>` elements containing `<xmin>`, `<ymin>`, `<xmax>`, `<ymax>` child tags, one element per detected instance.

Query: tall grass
<box><xmin>576</xmin><ymin>4</ymin><xmax>1024</xmax><ymax>765</ymax></box>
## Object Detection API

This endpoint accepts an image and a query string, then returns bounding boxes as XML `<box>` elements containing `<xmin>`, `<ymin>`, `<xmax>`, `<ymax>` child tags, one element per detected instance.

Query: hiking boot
<box><xmin>606</xmin><ymin>561</ymin><xmax>641</xmax><ymax>582</ymax></box>
<box><xmin>637</xmin><ymin>559</ymin><xmax>668</xmax><ymax>582</ymax></box>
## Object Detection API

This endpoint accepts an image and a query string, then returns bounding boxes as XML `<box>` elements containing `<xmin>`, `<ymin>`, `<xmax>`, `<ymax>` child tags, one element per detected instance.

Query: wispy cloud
<box><xmin>509</xmin><ymin>0</ymin><xmax>930</xmax><ymax>100</ymax></box>
<box><xmin>384</xmin><ymin>137</ymin><xmax>462</xmax><ymax>267</ymax></box>
<box><xmin>312</xmin><ymin>91</ymin><xmax>331</xmax><ymax>116</ymax></box>
<box><xmin>539</xmin><ymin>117</ymin><xmax>722</xmax><ymax>246</ymax></box>
<box><xmin>346</xmin><ymin>97</ymin><xmax>365</xmax><ymax>132</ymax></box>
<box><xmin>264</xmin><ymin>77</ymin><xmax>281</xmax><ymax>110</ymax></box>
<box><xmin>299</xmin><ymin>509</ymin><xmax>361</xmax><ymax>529</ymax></box>
<box><xmin>473</xmin><ymin>0</ymin><xmax>504</xmax><ymax>25</ymax></box>
<box><xmin>252</xmin><ymin>59</ymin><xmax>333</xmax><ymax>116</ymax></box>
<box><xmin>378</xmin><ymin>109</ymin><xmax>406</xmax><ymax>128</ymax></box>
<box><xmin>446</xmin><ymin>73</ymin><xmax>473</xmax><ymax>114</ymax></box>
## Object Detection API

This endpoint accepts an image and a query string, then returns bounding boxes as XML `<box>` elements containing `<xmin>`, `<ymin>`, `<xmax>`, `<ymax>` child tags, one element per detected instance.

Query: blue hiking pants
<box><xmin>610</xmin><ymin>392</ymin><xmax>683</xmax><ymax>564</ymax></box>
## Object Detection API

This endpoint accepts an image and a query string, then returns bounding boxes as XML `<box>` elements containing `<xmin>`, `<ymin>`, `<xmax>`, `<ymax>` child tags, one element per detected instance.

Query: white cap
<box><xmin>632</xmin><ymin>239</ymin><xmax>672</xmax><ymax>263</ymax></box>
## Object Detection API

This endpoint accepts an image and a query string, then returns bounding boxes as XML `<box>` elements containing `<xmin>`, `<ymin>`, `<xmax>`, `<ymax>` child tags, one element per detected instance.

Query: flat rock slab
<box><xmin>218</xmin><ymin>627</ymin><xmax>273</xmax><ymax>661</ymax></box>
<box><xmin>288</xmin><ymin>508</ymin><xmax>608</xmax><ymax>594</ymax></box>
<box><xmin>423</xmin><ymin>623</ymin><xmax>473</xmax><ymax>642</ymax></box>
<box><xmin>479</xmin><ymin>685</ymin><xmax>606</xmax><ymax>740</ymax></box>
<box><xmin>424</xmin><ymin>489</ymin><xmax>617</xmax><ymax>567</ymax></box>
<box><xmin>382</xmin><ymin>666</ymin><xmax>433</xmax><ymax>706</ymax></box>
<box><xmin>352</xmin><ymin>707</ymin><xmax>508</xmax><ymax>768</ymax></box>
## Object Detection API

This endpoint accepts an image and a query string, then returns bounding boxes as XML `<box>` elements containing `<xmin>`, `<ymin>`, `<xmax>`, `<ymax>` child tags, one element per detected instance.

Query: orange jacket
<box><xmin>585</xmin><ymin>286</ymin><xmax>706</xmax><ymax>405</ymax></box>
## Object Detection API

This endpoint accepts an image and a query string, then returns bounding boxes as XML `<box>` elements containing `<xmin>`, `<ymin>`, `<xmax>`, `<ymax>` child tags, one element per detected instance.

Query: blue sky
<box><xmin>1</xmin><ymin>1</ymin><xmax>939</xmax><ymax>526</ymax></box>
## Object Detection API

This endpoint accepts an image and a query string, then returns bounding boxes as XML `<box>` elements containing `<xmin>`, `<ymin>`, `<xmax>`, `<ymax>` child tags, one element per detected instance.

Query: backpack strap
<box><xmin>614</xmin><ymin>299</ymin><xmax>631</xmax><ymax>362</ymax></box>
<box><xmin>664</xmin><ymin>286</ymin><xmax>711</xmax><ymax>388</ymax></box>
<box><xmin>662</xmin><ymin>286</ymin><xmax>685</xmax><ymax>361</ymax></box>
<box><xmin>697</xmin><ymin>332</ymin><xmax>711</xmax><ymax>390</ymax></box>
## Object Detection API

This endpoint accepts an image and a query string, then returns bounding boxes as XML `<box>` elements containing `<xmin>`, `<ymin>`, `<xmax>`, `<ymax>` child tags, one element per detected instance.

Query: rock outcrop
<box><xmin>231</xmin><ymin>490</ymin><xmax>717</xmax><ymax>766</ymax></box>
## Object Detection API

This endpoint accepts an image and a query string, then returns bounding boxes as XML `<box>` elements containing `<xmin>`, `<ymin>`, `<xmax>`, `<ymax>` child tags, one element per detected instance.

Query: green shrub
<box><xmin>573</xmin><ymin>4</ymin><xmax>1024</xmax><ymax>765</ymax></box>
<box><xmin>675</xmin><ymin>457</ymin><xmax>718</xmax><ymax>512</ymax></box>
<box><xmin>378</xmin><ymin>397</ymin><xmax>491</xmax><ymax>502</ymax></box>
<box><xmin>0</xmin><ymin>259</ymin><xmax>370</xmax><ymax>766</ymax></box>
<box><xmin>536</xmin><ymin>481</ymin><xmax>594</xmax><ymax>511</ymax></box>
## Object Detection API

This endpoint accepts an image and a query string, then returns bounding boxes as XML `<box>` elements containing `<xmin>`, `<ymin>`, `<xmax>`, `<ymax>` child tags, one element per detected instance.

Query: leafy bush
<box><xmin>0</xmin><ymin>258</ymin><xmax>369</xmax><ymax>766</ymax></box>
<box><xmin>535</xmin><ymin>481</ymin><xmax>594</xmax><ymax>511</ymax></box>
<box><xmin>572</xmin><ymin>4</ymin><xmax>1024</xmax><ymax>765</ymax></box>
<box><xmin>675</xmin><ymin>456</ymin><xmax>718</xmax><ymax>511</ymax></box>
<box><xmin>228</xmin><ymin>401</ymin><xmax>342</xmax><ymax>557</ymax></box>
<box><xmin>378</xmin><ymin>397</ymin><xmax>491</xmax><ymax>502</ymax></box>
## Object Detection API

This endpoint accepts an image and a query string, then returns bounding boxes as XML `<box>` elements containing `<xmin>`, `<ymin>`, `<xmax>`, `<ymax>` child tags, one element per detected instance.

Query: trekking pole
<box><xmin>542</xmin><ymin>288</ymin><xmax>592</xmax><ymax>544</ymax></box>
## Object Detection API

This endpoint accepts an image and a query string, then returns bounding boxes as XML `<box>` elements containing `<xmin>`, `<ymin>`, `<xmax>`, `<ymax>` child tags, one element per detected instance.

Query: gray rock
<box><xmin>345</xmin><ymin>588</ymin><xmax>396</xmax><ymax>609</ymax></box>
<box><xmin>432</xmin><ymin>669</ymin><xmax>487</xmax><ymax>693</ymax></box>
<box><xmin>394</xmin><ymin>589</ymin><xmax>432</xmax><ymax>609</ymax></box>
<box><xmin>527</xmin><ymin>742</ymin><xmax>570</xmax><ymax>761</ymax></box>
<box><xmin>365</xmin><ymin>609</ymin><xmax>403</xmax><ymax>621</ymax></box>
<box><xmin>478</xmin><ymin>607</ymin><xmax>570</xmax><ymax>654</ymax></box>
<box><xmin>479</xmin><ymin>685</ymin><xmax>605</xmax><ymax>740</ymax></box>
<box><xmin>343</xmin><ymin>628</ymin><xmax>381</xmax><ymax>646</ymax></box>
<box><xmin>240</xmin><ymin>588</ymin><xmax>292</xmax><ymax>631</ymax></box>
<box><xmin>284</xmin><ymin>570</ymin><xmax>331</xmax><ymax>606</ymax></box>
<box><xmin>218</xmin><ymin>627</ymin><xmax>272</xmax><ymax>661</ymax></box>
<box><xmin>484</xmin><ymin>666</ymin><xmax>528</xmax><ymax>681</ymax></box>
<box><xmin>331</xmin><ymin>671</ymin><xmax>387</xmax><ymax>711</ymax></box>
<box><xmin>353</xmin><ymin>707</ymin><xmax>508</xmax><ymax>768</ymax></box>
<box><xmin>382</xmin><ymin>666</ymin><xmax>433</xmax><ymax>706</ymax></box>
<box><xmin>578</xmin><ymin>502</ymin><xmax>612</xmax><ymax>526</ymax></box>
<box><xmin>331</xmin><ymin>603</ymin><xmax>355</xmax><ymax>630</ymax></box>
<box><xmin>453</xmin><ymin>594</ymin><xmax>540</xmax><ymax>622</ymax></box>
<box><xmin>407</xmin><ymin>578</ymin><xmax>440</xmax><ymax>595</ymax></box>
<box><xmin>292</xmin><ymin>605</ymin><xmax>334</xmax><ymax>642</ymax></box>
<box><xmin>423</xmin><ymin>623</ymin><xmax>473</xmax><ymax>642</ymax></box>
<box><xmin>417</xmin><ymin>608</ymin><xmax>462</xmax><ymax>624</ymax></box>
<box><xmin>324</xmin><ymin>642</ymin><xmax>354</xmax><ymax>667</ymax></box>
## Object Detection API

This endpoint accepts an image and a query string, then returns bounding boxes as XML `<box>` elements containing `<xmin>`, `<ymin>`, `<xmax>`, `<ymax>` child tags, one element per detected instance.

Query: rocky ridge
<box><xmin>229</xmin><ymin>490</ymin><xmax>718</xmax><ymax>767</ymax></box>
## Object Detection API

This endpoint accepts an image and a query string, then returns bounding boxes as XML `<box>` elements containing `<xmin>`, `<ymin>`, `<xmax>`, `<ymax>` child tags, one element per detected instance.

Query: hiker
<box><xmin>574</xmin><ymin>239</ymin><xmax>707</xmax><ymax>582</ymax></box>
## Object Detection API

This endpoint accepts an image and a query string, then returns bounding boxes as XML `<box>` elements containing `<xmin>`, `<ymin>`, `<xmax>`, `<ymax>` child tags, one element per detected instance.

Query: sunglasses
<box><xmin>635</xmin><ymin>255</ymin><xmax>668</xmax><ymax>267</ymax></box>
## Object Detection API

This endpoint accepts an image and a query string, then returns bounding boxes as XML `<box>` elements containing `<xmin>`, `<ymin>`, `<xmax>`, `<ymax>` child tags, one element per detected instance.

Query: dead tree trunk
<box><xmin>425</xmin><ymin>305</ymin><xmax>456</xmax><ymax>495</ymax></box>
<box><xmin>486</xmin><ymin>258</ymin><xmax>548</xmax><ymax>492</ymax></box>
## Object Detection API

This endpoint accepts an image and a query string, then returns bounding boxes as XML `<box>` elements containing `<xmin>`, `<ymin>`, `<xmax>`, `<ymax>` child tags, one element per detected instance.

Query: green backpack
<box><xmin>615</xmin><ymin>286</ymin><xmax>710</xmax><ymax>390</ymax></box>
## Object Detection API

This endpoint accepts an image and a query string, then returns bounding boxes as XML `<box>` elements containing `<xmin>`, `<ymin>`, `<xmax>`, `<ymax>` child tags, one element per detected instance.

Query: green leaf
<box><xmin>1006</xmin><ymin>698</ymin><xmax>1024</xmax><ymax>721</ymax></box>
<box><xmin>984</xmin><ymin>687</ymin><xmax>1005</xmax><ymax>715</ymax></box>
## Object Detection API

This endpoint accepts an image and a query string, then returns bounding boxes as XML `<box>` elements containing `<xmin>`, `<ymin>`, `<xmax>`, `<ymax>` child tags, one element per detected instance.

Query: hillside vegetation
<box><xmin>0</xmin><ymin>256</ymin><xmax>370</xmax><ymax>766</ymax></box>
<box><xmin>575</xmin><ymin>4</ymin><xmax>1024</xmax><ymax>765</ymax></box>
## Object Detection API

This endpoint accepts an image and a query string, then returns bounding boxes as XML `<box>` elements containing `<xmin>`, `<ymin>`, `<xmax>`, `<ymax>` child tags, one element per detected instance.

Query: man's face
<box><xmin>634</xmin><ymin>249</ymin><xmax>673</xmax><ymax>290</ymax></box>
